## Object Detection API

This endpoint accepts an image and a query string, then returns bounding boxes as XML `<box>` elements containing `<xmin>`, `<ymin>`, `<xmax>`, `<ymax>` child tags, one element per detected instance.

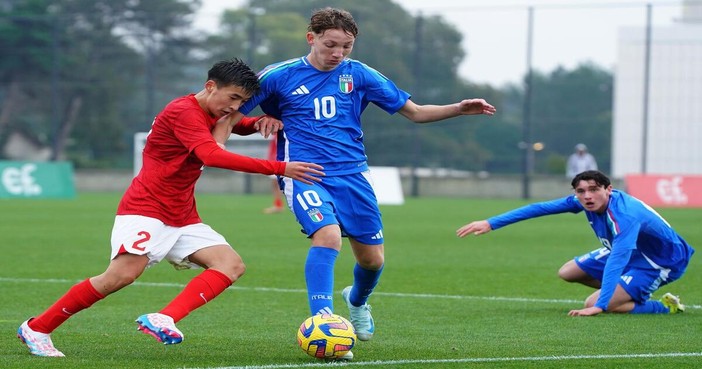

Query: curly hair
<box><xmin>308</xmin><ymin>7</ymin><xmax>359</xmax><ymax>37</ymax></box>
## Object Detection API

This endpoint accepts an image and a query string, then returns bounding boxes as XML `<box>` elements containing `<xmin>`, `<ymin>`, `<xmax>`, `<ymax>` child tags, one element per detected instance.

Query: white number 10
<box><xmin>313</xmin><ymin>96</ymin><xmax>336</xmax><ymax>119</ymax></box>
<box><xmin>296</xmin><ymin>190</ymin><xmax>322</xmax><ymax>211</ymax></box>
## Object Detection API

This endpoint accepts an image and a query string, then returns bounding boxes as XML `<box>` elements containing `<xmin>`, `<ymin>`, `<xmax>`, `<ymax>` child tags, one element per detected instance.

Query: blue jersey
<box><xmin>240</xmin><ymin>57</ymin><xmax>411</xmax><ymax>175</ymax></box>
<box><xmin>488</xmin><ymin>190</ymin><xmax>694</xmax><ymax>310</ymax></box>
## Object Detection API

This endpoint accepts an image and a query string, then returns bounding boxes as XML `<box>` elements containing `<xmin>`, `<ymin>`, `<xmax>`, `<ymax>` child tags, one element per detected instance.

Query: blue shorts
<box><xmin>574</xmin><ymin>247</ymin><xmax>686</xmax><ymax>303</ymax></box>
<box><xmin>281</xmin><ymin>171</ymin><xmax>384</xmax><ymax>245</ymax></box>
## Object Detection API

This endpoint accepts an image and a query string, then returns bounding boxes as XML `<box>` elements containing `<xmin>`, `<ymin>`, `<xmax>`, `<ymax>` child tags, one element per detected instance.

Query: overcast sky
<box><xmin>196</xmin><ymin>0</ymin><xmax>686</xmax><ymax>86</ymax></box>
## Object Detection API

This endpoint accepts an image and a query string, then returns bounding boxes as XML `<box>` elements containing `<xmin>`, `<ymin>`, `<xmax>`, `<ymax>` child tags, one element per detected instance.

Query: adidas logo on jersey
<box><xmin>292</xmin><ymin>85</ymin><xmax>310</xmax><ymax>95</ymax></box>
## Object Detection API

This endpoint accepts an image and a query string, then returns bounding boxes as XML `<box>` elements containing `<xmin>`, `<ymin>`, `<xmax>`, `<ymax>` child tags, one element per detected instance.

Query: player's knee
<box><xmin>100</xmin><ymin>272</ymin><xmax>138</xmax><ymax>292</ymax></box>
<box><xmin>228</xmin><ymin>262</ymin><xmax>246</xmax><ymax>282</ymax></box>
<box><xmin>557</xmin><ymin>265</ymin><xmax>573</xmax><ymax>282</ymax></box>
<box><xmin>222</xmin><ymin>255</ymin><xmax>246</xmax><ymax>282</ymax></box>
<box><xmin>557</xmin><ymin>261</ymin><xmax>579</xmax><ymax>282</ymax></box>
<box><xmin>311</xmin><ymin>227</ymin><xmax>343</xmax><ymax>249</ymax></box>
<box><xmin>211</xmin><ymin>263</ymin><xmax>245</xmax><ymax>283</ymax></box>
<box><xmin>357</xmin><ymin>254</ymin><xmax>384</xmax><ymax>270</ymax></box>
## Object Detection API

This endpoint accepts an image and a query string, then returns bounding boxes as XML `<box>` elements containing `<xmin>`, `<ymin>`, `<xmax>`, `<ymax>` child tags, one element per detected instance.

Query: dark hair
<box><xmin>207</xmin><ymin>58</ymin><xmax>260</xmax><ymax>95</ymax></box>
<box><xmin>571</xmin><ymin>170</ymin><xmax>611</xmax><ymax>189</ymax></box>
<box><xmin>308</xmin><ymin>7</ymin><xmax>358</xmax><ymax>37</ymax></box>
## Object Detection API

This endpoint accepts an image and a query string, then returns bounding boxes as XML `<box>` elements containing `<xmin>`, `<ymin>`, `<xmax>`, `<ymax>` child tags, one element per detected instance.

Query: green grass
<box><xmin>1</xmin><ymin>193</ymin><xmax>701</xmax><ymax>369</ymax></box>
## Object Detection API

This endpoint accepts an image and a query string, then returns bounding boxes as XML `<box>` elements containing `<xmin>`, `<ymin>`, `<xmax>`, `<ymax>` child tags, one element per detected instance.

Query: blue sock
<box><xmin>630</xmin><ymin>300</ymin><xmax>668</xmax><ymax>314</ymax></box>
<box><xmin>305</xmin><ymin>247</ymin><xmax>339</xmax><ymax>315</ymax></box>
<box><xmin>349</xmin><ymin>263</ymin><xmax>383</xmax><ymax>306</ymax></box>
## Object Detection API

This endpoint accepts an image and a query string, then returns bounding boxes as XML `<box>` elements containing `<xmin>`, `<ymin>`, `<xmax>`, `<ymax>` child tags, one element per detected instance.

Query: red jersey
<box><xmin>118</xmin><ymin>95</ymin><xmax>215</xmax><ymax>226</ymax></box>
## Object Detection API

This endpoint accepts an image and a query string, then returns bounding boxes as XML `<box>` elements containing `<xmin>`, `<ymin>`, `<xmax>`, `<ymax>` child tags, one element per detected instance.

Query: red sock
<box><xmin>29</xmin><ymin>279</ymin><xmax>105</xmax><ymax>334</ymax></box>
<box><xmin>160</xmin><ymin>269</ymin><xmax>233</xmax><ymax>323</ymax></box>
<box><xmin>274</xmin><ymin>196</ymin><xmax>283</xmax><ymax>208</ymax></box>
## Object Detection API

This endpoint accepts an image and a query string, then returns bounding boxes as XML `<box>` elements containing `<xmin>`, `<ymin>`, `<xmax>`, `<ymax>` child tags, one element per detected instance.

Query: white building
<box><xmin>612</xmin><ymin>2</ymin><xmax>702</xmax><ymax>178</ymax></box>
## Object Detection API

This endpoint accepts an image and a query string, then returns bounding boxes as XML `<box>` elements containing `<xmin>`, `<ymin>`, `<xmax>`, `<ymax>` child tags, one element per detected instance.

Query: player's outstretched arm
<box><xmin>194</xmin><ymin>141</ymin><xmax>324</xmax><ymax>184</ymax></box>
<box><xmin>457</xmin><ymin>99</ymin><xmax>497</xmax><ymax>116</ymax></box>
<box><xmin>398</xmin><ymin>98</ymin><xmax>496</xmax><ymax>123</ymax></box>
<box><xmin>456</xmin><ymin>220</ymin><xmax>493</xmax><ymax>238</ymax></box>
<box><xmin>283</xmin><ymin>162</ymin><xmax>325</xmax><ymax>185</ymax></box>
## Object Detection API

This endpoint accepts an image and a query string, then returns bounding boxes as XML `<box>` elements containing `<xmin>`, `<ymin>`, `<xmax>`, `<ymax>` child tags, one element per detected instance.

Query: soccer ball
<box><xmin>297</xmin><ymin>313</ymin><xmax>356</xmax><ymax>359</ymax></box>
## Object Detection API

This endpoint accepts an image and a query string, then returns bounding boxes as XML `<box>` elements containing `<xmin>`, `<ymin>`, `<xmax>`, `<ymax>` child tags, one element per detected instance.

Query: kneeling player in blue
<box><xmin>456</xmin><ymin>170</ymin><xmax>694</xmax><ymax>316</ymax></box>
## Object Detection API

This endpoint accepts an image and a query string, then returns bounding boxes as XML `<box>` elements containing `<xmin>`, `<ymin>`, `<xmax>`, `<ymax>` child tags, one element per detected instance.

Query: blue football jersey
<box><xmin>488</xmin><ymin>190</ymin><xmax>694</xmax><ymax>310</ymax></box>
<box><xmin>240</xmin><ymin>57</ymin><xmax>411</xmax><ymax>175</ymax></box>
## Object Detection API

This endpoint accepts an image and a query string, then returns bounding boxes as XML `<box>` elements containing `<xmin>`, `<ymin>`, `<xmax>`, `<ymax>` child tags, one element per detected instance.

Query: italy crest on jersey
<box><xmin>307</xmin><ymin>208</ymin><xmax>324</xmax><ymax>222</ymax></box>
<box><xmin>339</xmin><ymin>74</ymin><xmax>353</xmax><ymax>94</ymax></box>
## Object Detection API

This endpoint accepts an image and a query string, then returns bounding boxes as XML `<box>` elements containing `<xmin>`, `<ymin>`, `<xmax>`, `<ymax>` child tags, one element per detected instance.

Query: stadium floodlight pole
<box><xmin>244</xmin><ymin>7</ymin><xmax>265</xmax><ymax>194</ymax></box>
<box><xmin>641</xmin><ymin>3</ymin><xmax>652</xmax><ymax>174</ymax></box>
<box><xmin>145</xmin><ymin>43</ymin><xmax>155</xmax><ymax>134</ymax></box>
<box><xmin>247</xmin><ymin>7</ymin><xmax>265</xmax><ymax>67</ymax></box>
<box><xmin>521</xmin><ymin>6</ymin><xmax>534</xmax><ymax>199</ymax></box>
<box><xmin>50</xmin><ymin>15</ymin><xmax>61</xmax><ymax>161</ymax></box>
<box><xmin>410</xmin><ymin>13</ymin><xmax>424</xmax><ymax>198</ymax></box>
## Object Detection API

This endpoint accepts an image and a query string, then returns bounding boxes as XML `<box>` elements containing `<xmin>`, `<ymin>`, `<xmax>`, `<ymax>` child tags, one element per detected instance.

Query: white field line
<box><xmin>3</xmin><ymin>277</ymin><xmax>700</xmax><ymax>368</ymax></box>
<box><xmin>0</xmin><ymin>277</ymin><xmax>699</xmax><ymax>309</ymax></box>
<box><xmin>182</xmin><ymin>352</ymin><xmax>702</xmax><ymax>369</ymax></box>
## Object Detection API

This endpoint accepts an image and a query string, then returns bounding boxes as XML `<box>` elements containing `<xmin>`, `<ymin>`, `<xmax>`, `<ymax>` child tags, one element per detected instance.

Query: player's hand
<box><xmin>284</xmin><ymin>162</ymin><xmax>325</xmax><ymax>185</ymax></box>
<box><xmin>568</xmin><ymin>306</ymin><xmax>603</xmax><ymax>317</ymax></box>
<box><xmin>458</xmin><ymin>99</ymin><xmax>496</xmax><ymax>116</ymax></box>
<box><xmin>456</xmin><ymin>220</ymin><xmax>492</xmax><ymax>237</ymax></box>
<box><xmin>254</xmin><ymin>115</ymin><xmax>283</xmax><ymax>138</ymax></box>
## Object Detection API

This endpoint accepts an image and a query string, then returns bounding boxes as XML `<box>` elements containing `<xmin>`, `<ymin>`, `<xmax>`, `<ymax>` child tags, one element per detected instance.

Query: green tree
<box><xmin>205</xmin><ymin>9</ymin><xmax>309</xmax><ymax>71</ymax></box>
<box><xmin>0</xmin><ymin>0</ymin><xmax>614</xmax><ymax>174</ymax></box>
<box><xmin>0</xmin><ymin>0</ymin><xmax>200</xmax><ymax>167</ymax></box>
<box><xmin>0</xmin><ymin>0</ymin><xmax>58</xmax><ymax>153</ymax></box>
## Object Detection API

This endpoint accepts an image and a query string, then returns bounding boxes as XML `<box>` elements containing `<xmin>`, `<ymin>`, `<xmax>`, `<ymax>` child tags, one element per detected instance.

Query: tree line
<box><xmin>0</xmin><ymin>0</ymin><xmax>612</xmax><ymax>174</ymax></box>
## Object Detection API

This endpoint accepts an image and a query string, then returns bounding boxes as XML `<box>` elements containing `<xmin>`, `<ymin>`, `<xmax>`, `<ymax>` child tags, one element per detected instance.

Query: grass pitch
<box><xmin>1</xmin><ymin>192</ymin><xmax>700</xmax><ymax>368</ymax></box>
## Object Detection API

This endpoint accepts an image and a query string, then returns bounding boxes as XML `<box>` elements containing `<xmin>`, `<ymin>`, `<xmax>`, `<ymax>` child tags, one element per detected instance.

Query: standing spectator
<box><xmin>566</xmin><ymin>143</ymin><xmax>598</xmax><ymax>177</ymax></box>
